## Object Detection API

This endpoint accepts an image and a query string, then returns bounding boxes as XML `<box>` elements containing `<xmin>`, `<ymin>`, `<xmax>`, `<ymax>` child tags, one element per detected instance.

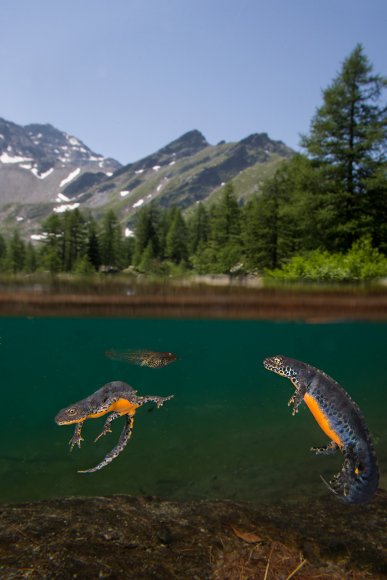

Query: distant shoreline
<box><xmin>1</xmin><ymin>287</ymin><xmax>387</xmax><ymax>320</ymax></box>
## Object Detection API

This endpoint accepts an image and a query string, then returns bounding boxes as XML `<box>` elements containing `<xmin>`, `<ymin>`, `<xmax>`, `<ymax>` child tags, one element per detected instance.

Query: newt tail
<box><xmin>263</xmin><ymin>355</ymin><xmax>379</xmax><ymax>504</ymax></box>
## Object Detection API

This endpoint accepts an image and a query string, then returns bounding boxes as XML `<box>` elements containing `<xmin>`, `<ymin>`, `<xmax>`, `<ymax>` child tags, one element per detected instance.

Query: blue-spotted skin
<box><xmin>263</xmin><ymin>355</ymin><xmax>379</xmax><ymax>504</ymax></box>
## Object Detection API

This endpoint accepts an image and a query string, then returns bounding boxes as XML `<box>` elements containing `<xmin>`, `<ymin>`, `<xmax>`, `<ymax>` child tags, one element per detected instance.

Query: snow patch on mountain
<box><xmin>56</xmin><ymin>193</ymin><xmax>70</xmax><ymax>202</ymax></box>
<box><xmin>53</xmin><ymin>202</ymin><xmax>80</xmax><ymax>213</ymax></box>
<box><xmin>31</xmin><ymin>167</ymin><xmax>54</xmax><ymax>179</ymax></box>
<box><xmin>0</xmin><ymin>152</ymin><xmax>32</xmax><ymax>164</ymax></box>
<box><xmin>60</xmin><ymin>168</ymin><xmax>81</xmax><ymax>188</ymax></box>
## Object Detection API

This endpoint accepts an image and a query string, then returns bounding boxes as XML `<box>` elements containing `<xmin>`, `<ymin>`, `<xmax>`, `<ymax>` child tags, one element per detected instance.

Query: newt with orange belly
<box><xmin>55</xmin><ymin>380</ymin><xmax>173</xmax><ymax>473</ymax></box>
<box><xmin>263</xmin><ymin>355</ymin><xmax>379</xmax><ymax>504</ymax></box>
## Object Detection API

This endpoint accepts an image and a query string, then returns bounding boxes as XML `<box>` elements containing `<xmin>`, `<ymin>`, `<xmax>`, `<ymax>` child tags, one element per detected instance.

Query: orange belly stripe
<box><xmin>303</xmin><ymin>392</ymin><xmax>343</xmax><ymax>448</ymax></box>
<box><xmin>111</xmin><ymin>399</ymin><xmax>140</xmax><ymax>415</ymax></box>
<box><xmin>88</xmin><ymin>399</ymin><xmax>139</xmax><ymax>419</ymax></box>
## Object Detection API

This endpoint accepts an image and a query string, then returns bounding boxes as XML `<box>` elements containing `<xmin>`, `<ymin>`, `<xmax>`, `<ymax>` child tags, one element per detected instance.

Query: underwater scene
<box><xmin>1</xmin><ymin>316</ymin><xmax>386</xmax><ymax>505</ymax></box>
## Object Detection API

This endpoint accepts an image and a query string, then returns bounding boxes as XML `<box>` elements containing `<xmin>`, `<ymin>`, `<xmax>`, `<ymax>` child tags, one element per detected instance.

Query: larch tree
<box><xmin>301</xmin><ymin>44</ymin><xmax>387</xmax><ymax>249</ymax></box>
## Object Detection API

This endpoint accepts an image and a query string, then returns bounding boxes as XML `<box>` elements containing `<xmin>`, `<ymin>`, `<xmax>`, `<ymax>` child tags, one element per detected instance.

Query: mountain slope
<box><xmin>69</xmin><ymin>130</ymin><xmax>292</xmax><ymax>220</ymax></box>
<box><xmin>0</xmin><ymin>123</ymin><xmax>293</xmax><ymax>239</ymax></box>
<box><xmin>0</xmin><ymin>117</ymin><xmax>121</xmax><ymax>205</ymax></box>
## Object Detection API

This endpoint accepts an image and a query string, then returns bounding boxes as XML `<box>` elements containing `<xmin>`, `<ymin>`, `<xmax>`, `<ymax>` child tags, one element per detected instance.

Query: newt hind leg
<box><xmin>311</xmin><ymin>441</ymin><xmax>339</xmax><ymax>455</ymax></box>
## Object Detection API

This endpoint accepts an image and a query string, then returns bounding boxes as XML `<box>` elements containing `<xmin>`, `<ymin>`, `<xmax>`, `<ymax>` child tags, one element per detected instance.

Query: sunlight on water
<box><xmin>0</xmin><ymin>317</ymin><xmax>386</xmax><ymax>503</ymax></box>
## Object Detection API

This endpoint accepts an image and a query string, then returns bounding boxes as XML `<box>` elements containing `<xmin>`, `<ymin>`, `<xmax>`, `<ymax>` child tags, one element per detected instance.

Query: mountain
<box><xmin>0</xmin><ymin>117</ymin><xmax>121</xmax><ymax>205</ymax></box>
<box><xmin>0</xmin><ymin>121</ymin><xmax>293</xmax><ymax>239</ymax></box>
<box><xmin>62</xmin><ymin>129</ymin><xmax>292</xmax><ymax>220</ymax></box>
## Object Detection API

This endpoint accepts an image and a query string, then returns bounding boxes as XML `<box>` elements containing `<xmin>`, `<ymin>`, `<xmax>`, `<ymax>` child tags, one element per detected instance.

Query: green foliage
<box><xmin>132</xmin><ymin>204</ymin><xmax>161</xmax><ymax>266</ymax></box>
<box><xmin>189</xmin><ymin>183</ymin><xmax>243</xmax><ymax>274</ymax></box>
<box><xmin>99</xmin><ymin>210</ymin><xmax>125</xmax><ymax>269</ymax></box>
<box><xmin>39</xmin><ymin>246</ymin><xmax>62</xmax><ymax>274</ymax></box>
<box><xmin>86</xmin><ymin>218</ymin><xmax>101</xmax><ymax>270</ymax></box>
<box><xmin>187</xmin><ymin>203</ymin><xmax>209</xmax><ymax>254</ymax></box>
<box><xmin>0</xmin><ymin>209</ymin><xmax>128</xmax><ymax>274</ymax></box>
<box><xmin>72</xmin><ymin>255</ymin><xmax>95</xmax><ymax>275</ymax></box>
<box><xmin>266</xmin><ymin>237</ymin><xmax>387</xmax><ymax>282</ymax></box>
<box><xmin>3</xmin><ymin>231</ymin><xmax>26</xmax><ymax>273</ymax></box>
<box><xmin>165</xmin><ymin>207</ymin><xmax>188</xmax><ymax>264</ymax></box>
<box><xmin>1</xmin><ymin>47</ymin><xmax>385</xmax><ymax>283</ymax></box>
<box><xmin>301</xmin><ymin>44</ymin><xmax>387</xmax><ymax>249</ymax></box>
<box><xmin>137</xmin><ymin>240</ymin><xmax>155</xmax><ymax>273</ymax></box>
<box><xmin>24</xmin><ymin>242</ymin><xmax>37</xmax><ymax>273</ymax></box>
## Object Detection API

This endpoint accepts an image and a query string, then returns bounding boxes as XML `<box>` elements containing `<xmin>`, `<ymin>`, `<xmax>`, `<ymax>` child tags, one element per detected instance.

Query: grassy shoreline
<box><xmin>1</xmin><ymin>273</ymin><xmax>387</xmax><ymax>320</ymax></box>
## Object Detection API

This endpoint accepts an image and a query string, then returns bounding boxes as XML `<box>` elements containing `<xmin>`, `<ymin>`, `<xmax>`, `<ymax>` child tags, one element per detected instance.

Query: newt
<box><xmin>55</xmin><ymin>380</ymin><xmax>173</xmax><ymax>473</ymax></box>
<box><xmin>106</xmin><ymin>349</ymin><xmax>177</xmax><ymax>368</ymax></box>
<box><xmin>263</xmin><ymin>355</ymin><xmax>379</xmax><ymax>504</ymax></box>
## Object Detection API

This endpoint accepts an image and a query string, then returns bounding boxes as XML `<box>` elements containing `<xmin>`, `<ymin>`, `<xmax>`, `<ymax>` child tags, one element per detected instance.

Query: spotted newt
<box><xmin>55</xmin><ymin>380</ymin><xmax>173</xmax><ymax>473</ymax></box>
<box><xmin>263</xmin><ymin>355</ymin><xmax>379</xmax><ymax>504</ymax></box>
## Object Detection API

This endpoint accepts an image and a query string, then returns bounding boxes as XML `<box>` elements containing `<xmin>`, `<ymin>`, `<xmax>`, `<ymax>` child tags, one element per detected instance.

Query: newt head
<box><xmin>55</xmin><ymin>404</ymin><xmax>89</xmax><ymax>425</ymax></box>
<box><xmin>263</xmin><ymin>355</ymin><xmax>299</xmax><ymax>380</ymax></box>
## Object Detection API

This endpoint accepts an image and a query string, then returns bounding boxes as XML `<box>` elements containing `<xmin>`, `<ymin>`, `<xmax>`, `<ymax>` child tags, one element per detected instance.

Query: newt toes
<box><xmin>55</xmin><ymin>380</ymin><xmax>174</xmax><ymax>473</ymax></box>
<box><xmin>263</xmin><ymin>355</ymin><xmax>379</xmax><ymax>504</ymax></box>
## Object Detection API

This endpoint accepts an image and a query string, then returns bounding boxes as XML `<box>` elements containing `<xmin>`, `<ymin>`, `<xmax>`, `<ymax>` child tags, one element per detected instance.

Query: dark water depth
<box><xmin>0</xmin><ymin>317</ymin><xmax>386</xmax><ymax>504</ymax></box>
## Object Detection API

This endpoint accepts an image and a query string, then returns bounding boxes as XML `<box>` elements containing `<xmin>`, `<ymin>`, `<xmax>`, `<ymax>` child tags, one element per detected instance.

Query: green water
<box><xmin>0</xmin><ymin>317</ymin><xmax>386</xmax><ymax>504</ymax></box>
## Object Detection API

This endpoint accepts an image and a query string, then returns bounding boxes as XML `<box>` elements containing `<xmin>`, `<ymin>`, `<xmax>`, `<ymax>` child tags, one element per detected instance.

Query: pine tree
<box><xmin>4</xmin><ymin>231</ymin><xmax>26</xmax><ymax>272</ymax></box>
<box><xmin>40</xmin><ymin>214</ymin><xmax>64</xmax><ymax>269</ymax></box>
<box><xmin>86</xmin><ymin>217</ymin><xmax>101</xmax><ymax>271</ymax></box>
<box><xmin>99</xmin><ymin>210</ymin><xmax>125</xmax><ymax>269</ymax></box>
<box><xmin>165</xmin><ymin>207</ymin><xmax>188</xmax><ymax>263</ymax></box>
<box><xmin>0</xmin><ymin>234</ymin><xmax>7</xmax><ymax>270</ymax></box>
<box><xmin>39</xmin><ymin>246</ymin><xmax>62</xmax><ymax>273</ymax></box>
<box><xmin>133</xmin><ymin>205</ymin><xmax>160</xmax><ymax>266</ymax></box>
<box><xmin>242</xmin><ymin>158</ymin><xmax>310</xmax><ymax>271</ymax></box>
<box><xmin>301</xmin><ymin>44</ymin><xmax>387</xmax><ymax>249</ymax></box>
<box><xmin>204</xmin><ymin>183</ymin><xmax>243</xmax><ymax>273</ymax></box>
<box><xmin>138</xmin><ymin>240</ymin><xmax>154</xmax><ymax>272</ymax></box>
<box><xmin>24</xmin><ymin>242</ymin><xmax>37</xmax><ymax>273</ymax></box>
<box><xmin>210</xmin><ymin>183</ymin><xmax>241</xmax><ymax>247</ymax></box>
<box><xmin>62</xmin><ymin>209</ymin><xmax>87</xmax><ymax>271</ymax></box>
<box><xmin>187</xmin><ymin>202</ymin><xmax>209</xmax><ymax>255</ymax></box>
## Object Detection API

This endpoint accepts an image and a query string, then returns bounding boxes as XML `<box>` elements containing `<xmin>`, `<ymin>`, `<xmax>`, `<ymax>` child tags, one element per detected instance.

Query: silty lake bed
<box><xmin>1</xmin><ymin>314</ymin><xmax>386</xmax><ymax>577</ymax></box>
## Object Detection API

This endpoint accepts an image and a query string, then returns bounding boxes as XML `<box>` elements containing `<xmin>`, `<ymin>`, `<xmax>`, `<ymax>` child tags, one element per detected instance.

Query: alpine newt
<box><xmin>55</xmin><ymin>380</ymin><xmax>173</xmax><ymax>473</ymax></box>
<box><xmin>263</xmin><ymin>355</ymin><xmax>379</xmax><ymax>504</ymax></box>
<box><xmin>106</xmin><ymin>349</ymin><xmax>177</xmax><ymax>368</ymax></box>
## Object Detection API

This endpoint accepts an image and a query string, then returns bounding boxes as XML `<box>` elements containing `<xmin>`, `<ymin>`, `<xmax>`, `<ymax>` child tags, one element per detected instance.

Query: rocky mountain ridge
<box><xmin>0</xmin><ymin>119</ymin><xmax>293</xmax><ymax>239</ymax></box>
<box><xmin>66</xmin><ymin>129</ymin><xmax>292</xmax><ymax>224</ymax></box>
<box><xmin>0</xmin><ymin>117</ymin><xmax>121</xmax><ymax>205</ymax></box>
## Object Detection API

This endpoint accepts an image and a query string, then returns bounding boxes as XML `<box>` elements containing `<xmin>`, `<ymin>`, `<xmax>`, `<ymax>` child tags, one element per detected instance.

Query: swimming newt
<box><xmin>263</xmin><ymin>355</ymin><xmax>379</xmax><ymax>504</ymax></box>
<box><xmin>106</xmin><ymin>349</ymin><xmax>177</xmax><ymax>368</ymax></box>
<box><xmin>55</xmin><ymin>380</ymin><xmax>173</xmax><ymax>473</ymax></box>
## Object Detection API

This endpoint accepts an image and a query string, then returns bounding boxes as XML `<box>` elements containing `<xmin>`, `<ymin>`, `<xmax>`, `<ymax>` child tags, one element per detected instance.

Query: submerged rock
<box><xmin>0</xmin><ymin>492</ymin><xmax>386</xmax><ymax>578</ymax></box>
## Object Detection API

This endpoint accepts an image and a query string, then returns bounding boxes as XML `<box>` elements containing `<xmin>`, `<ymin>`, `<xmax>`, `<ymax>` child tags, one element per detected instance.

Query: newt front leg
<box><xmin>288</xmin><ymin>379</ymin><xmax>308</xmax><ymax>415</ymax></box>
<box><xmin>94</xmin><ymin>411</ymin><xmax>121</xmax><ymax>442</ymax></box>
<box><xmin>69</xmin><ymin>422</ymin><xmax>84</xmax><ymax>451</ymax></box>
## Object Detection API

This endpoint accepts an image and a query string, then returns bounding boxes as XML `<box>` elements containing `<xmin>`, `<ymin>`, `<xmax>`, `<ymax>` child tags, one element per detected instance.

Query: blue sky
<box><xmin>1</xmin><ymin>0</ymin><xmax>386</xmax><ymax>164</ymax></box>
